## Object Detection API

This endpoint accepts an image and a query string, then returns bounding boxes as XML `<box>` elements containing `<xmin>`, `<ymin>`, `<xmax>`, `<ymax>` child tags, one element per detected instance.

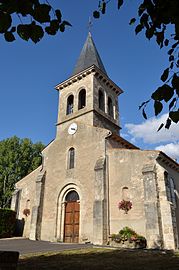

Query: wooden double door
<box><xmin>64</xmin><ymin>201</ymin><xmax>80</xmax><ymax>243</ymax></box>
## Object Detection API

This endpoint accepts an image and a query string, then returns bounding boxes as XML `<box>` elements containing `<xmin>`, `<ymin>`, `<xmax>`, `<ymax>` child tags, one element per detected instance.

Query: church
<box><xmin>11</xmin><ymin>33</ymin><xmax>179</xmax><ymax>250</ymax></box>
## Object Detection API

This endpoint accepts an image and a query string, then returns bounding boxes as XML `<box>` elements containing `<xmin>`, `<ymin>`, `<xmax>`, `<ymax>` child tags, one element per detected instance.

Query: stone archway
<box><xmin>55</xmin><ymin>184</ymin><xmax>81</xmax><ymax>242</ymax></box>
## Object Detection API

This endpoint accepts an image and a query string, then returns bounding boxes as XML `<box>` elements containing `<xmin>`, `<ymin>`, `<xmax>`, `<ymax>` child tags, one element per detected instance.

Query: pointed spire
<box><xmin>72</xmin><ymin>32</ymin><xmax>107</xmax><ymax>76</ymax></box>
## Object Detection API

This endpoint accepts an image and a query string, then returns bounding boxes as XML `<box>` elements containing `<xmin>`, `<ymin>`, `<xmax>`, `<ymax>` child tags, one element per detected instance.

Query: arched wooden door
<box><xmin>64</xmin><ymin>191</ymin><xmax>80</xmax><ymax>243</ymax></box>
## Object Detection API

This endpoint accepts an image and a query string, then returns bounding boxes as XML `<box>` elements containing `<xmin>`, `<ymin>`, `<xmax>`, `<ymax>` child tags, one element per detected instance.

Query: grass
<box><xmin>17</xmin><ymin>248</ymin><xmax>179</xmax><ymax>270</ymax></box>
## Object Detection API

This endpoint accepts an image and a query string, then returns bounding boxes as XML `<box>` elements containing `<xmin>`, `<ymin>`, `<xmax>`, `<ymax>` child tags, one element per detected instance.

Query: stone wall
<box><xmin>56</xmin><ymin>73</ymin><xmax>120</xmax><ymax>137</ymax></box>
<box><xmin>155</xmin><ymin>161</ymin><xmax>179</xmax><ymax>249</ymax></box>
<box><xmin>107</xmin><ymin>149</ymin><xmax>149</xmax><ymax>239</ymax></box>
<box><xmin>39</xmin><ymin>123</ymin><xmax>109</xmax><ymax>243</ymax></box>
<box><xmin>13</xmin><ymin>167</ymin><xmax>41</xmax><ymax>237</ymax></box>
<box><xmin>107</xmin><ymin>148</ymin><xmax>179</xmax><ymax>249</ymax></box>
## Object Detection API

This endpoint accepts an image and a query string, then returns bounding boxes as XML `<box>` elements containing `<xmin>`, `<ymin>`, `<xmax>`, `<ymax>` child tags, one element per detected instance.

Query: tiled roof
<box><xmin>72</xmin><ymin>32</ymin><xmax>107</xmax><ymax>76</ymax></box>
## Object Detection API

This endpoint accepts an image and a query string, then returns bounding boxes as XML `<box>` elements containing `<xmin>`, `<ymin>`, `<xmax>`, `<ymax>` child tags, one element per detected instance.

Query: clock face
<box><xmin>68</xmin><ymin>123</ymin><xmax>78</xmax><ymax>135</ymax></box>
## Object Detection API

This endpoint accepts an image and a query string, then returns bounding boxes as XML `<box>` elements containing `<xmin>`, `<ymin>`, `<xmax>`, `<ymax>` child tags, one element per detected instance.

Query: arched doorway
<box><xmin>64</xmin><ymin>190</ymin><xmax>80</xmax><ymax>243</ymax></box>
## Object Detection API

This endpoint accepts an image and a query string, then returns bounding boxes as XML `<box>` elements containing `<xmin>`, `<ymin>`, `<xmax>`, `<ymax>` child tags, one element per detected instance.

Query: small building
<box><xmin>11</xmin><ymin>33</ymin><xmax>179</xmax><ymax>249</ymax></box>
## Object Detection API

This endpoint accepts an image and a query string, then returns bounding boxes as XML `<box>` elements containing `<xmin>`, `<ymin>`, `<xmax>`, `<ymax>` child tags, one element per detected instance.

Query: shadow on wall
<box><xmin>14</xmin><ymin>219</ymin><xmax>25</xmax><ymax>237</ymax></box>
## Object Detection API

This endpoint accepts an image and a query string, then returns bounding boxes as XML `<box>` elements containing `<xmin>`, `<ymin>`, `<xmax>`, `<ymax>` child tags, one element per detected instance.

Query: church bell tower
<box><xmin>55</xmin><ymin>33</ymin><xmax>123</xmax><ymax>136</ymax></box>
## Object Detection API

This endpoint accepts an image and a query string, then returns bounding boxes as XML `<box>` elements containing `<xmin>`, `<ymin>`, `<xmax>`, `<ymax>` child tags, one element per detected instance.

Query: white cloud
<box><xmin>125</xmin><ymin>113</ymin><xmax>179</xmax><ymax>144</ymax></box>
<box><xmin>155</xmin><ymin>143</ymin><xmax>179</xmax><ymax>161</ymax></box>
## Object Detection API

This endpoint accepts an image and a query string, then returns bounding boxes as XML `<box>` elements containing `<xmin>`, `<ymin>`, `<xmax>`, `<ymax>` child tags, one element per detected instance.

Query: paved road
<box><xmin>0</xmin><ymin>238</ymin><xmax>92</xmax><ymax>255</ymax></box>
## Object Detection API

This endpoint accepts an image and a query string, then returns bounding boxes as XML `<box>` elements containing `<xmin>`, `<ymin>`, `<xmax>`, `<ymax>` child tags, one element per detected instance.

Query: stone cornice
<box><xmin>157</xmin><ymin>151</ymin><xmax>179</xmax><ymax>173</ymax></box>
<box><xmin>56</xmin><ymin>109</ymin><xmax>121</xmax><ymax>129</ymax></box>
<box><xmin>55</xmin><ymin>65</ymin><xmax>123</xmax><ymax>96</ymax></box>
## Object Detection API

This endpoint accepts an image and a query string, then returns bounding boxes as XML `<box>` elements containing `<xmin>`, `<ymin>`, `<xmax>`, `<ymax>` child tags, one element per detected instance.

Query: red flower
<box><xmin>118</xmin><ymin>200</ymin><xmax>132</xmax><ymax>214</ymax></box>
<box><xmin>23</xmin><ymin>208</ymin><xmax>30</xmax><ymax>217</ymax></box>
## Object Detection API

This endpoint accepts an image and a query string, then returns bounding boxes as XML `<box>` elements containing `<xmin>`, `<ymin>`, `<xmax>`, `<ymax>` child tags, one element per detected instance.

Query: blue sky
<box><xmin>0</xmin><ymin>1</ymin><xmax>178</xmax><ymax>160</ymax></box>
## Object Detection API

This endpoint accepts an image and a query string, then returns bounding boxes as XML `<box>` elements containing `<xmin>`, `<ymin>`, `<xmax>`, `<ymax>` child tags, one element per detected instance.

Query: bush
<box><xmin>0</xmin><ymin>209</ymin><xmax>16</xmax><ymax>238</ymax></box>
<box><xmin>111</xmin><ymin>226</ymin><xmax>147</xmax><ymax>248</ymax></box>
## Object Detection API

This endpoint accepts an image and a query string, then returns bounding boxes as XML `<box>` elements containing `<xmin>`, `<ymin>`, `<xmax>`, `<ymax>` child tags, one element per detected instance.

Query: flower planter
<box><xmin>109</xmin><ymin>227</ymin><xmax>147</xmax><ymax>249</ymax></box>
<box><xmin>110</xmin><ymin>240</ymin><xmax>136</xmax><ymax>248</ymax></box>
<box><xmin>110</xmin><ymin>239</ymin><xmax>146</xmax><ymax>249</ymax></box>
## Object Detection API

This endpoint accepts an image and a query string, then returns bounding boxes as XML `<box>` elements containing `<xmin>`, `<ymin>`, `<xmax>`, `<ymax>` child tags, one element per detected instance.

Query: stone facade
<box><xmin>11</xmin><ymin>34</ymin><xmax>179</xmax><ymax>250</ymax></box>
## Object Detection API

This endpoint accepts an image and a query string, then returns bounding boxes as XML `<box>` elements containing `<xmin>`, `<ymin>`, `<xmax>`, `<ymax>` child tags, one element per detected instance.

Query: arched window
<box><xmin>68</xmin><ymin>147</ymin><xmax>75</xmax><ymax>169</ymax></box>
<box><xmin>108</xmin><ymin>97</ymin><xmax>113</xmax><ymax>117</ymax></box>
<box><xmin>122</xmin><ymin>187</ymin><xmax>129</xmax><ymax>200</ymax></box>
<box><xmin>170</xmin><ymin>177</ymin><xmax>176</xmax><ymax>207</ymax></box>
<box><xmin>66</xmin><ymin>95</ymin><xmax>74</xmax><ymax>115</ymax></box>
<box><xmin>99</xmin><ymin>90</ymin><xmax>105</xmax><ymax>111</ymax></box>
<box><xmin>65</xmin><ymin>190</ymin><xmax>79</xmax><ymax>202</ymax></box>
<box><xmin>164</xmin><ymin>172</ymin><xmax>172</xmax><ymax>202</ymax></box>
<box><xmin>164</xmin><ymin>172</ymin><xmax>176</xmax><ymax>207</ymax></box>
<box><xmin>78</xmin><ymin>89</ymin><xmax>86</xmax><ymax>110</ymax></box>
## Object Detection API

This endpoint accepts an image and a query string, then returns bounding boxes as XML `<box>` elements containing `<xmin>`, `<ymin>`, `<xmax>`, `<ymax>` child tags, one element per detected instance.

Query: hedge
<box><xmin>0</xmin><ymin>209</ymin><xmax>16</xmax><ymax>238</ymax></box>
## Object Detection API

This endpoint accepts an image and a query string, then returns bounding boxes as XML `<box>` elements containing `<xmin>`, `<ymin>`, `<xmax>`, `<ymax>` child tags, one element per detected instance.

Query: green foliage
<box><xmin>0</xmin><ymin>208</ymin><xmax>16</xmax><ymax>238</ymax></box>
<box><xmin>119</xmin><ymin>226</ymin><xmax>136</xmax><ymax>240</ymax></box>
<box><xmin>0</xmin><ymin>136</ymin><xmax>44</xmax><ymax>208</ymax></box>
<box><xmin>111</xmin><ymin>226</ymin><xmax>147</xmax><ymax>248</ymax></box>
<box><xmin>0</xmin><ymin>1</ymin><xmax>72</xmax><ymax>43</ymax></box>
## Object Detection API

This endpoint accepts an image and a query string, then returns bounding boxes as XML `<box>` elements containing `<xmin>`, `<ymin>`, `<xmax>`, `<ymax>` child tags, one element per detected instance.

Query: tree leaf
<box><xmin>135</xmin><ymin>24</ymin><xmax>143</xmax><ymax>35</ymax></box>
<box><xmin>156</xmin><ymin>31</ymin><xmax>164</xmax><ymax>48</ymax></box>
<box><xmin>17</xmin><ymin>24</ymin><xmax>30</xmax><ymax>41</ymax></box>
<box><xmin>33</xmin><ymin>4</ymin><xmax>51</xmax><ymax>23</ymax></box>
<box><xmin>15</xmin><ymin>0</ymin><xmax>34</xmax><ymax>16</ymax></box>
<box><xmin>55</xmin><ymin>9</ymin><xmax>62</xmax><ymax>22</ymax></box>
<box><xmin>168</xmin><ymin>48</ymin><xmax>174</xmax><ymax>55</ymax></box>
<box><xmin>170</xmin><ymin>62</ymin><xmax>174</xmax><ymax>69</ymax></box>
<box><xmin>172</xmin><ymin>73</ymin><xmax>179</xmax><ymax>95</ymax></box>
<box><xmin>30</xmin><ymin>23</ymin><xmax>44</xmax><ymax>43</ymax></box>
<box><xmin>169</xmin><ymin>55</ymin><xmax>174</xmax><ymax>61</ymax></box>
<box><xmin>154</xmin><ymin>100</ymin><xmax>163</xmax><ymax>116</ymax></box>
<box><xmin>4</xmin><ymin>31</ymin><xmax>15</xmax><ymax>42</ymax></box>
<box><xmin>138</xmin><ymin>3</ymin><xmax>146</xmax><ymax>16</ymax></box>
<box><xmin>59</xmin><ymin>22</ymin><xmax>65</xmax><ymax>32</ymax></box>
<box><xmin>165</xmin><ymin>118</ymin><xmax>171</xmax><ymax>129</ymax></box>
<box><xmin>142</xmin><ymin>108</ymin><xmax>147</xmax><ymax>119</ymax></box>
<box><xmin>140</xmin><ymin>13</ymin><xmax>149</xmax><ymax>27</ymax></box>
<box><xmin>169</xmin><ymin>98</ymin><xmax>177</xmax><ymax>111</ymax></box>
<box><xmin>151</xmin><ymin>87</ymin><xmax>163</xmax><ymax>101</ymax></box>
<box><xmin>161</xmin><ymin>68</ymin><xmax>169</xmax><ymax>82</ymax></box>
<box><xmin>172</xmin><ymin>41</ymin><xmax>179</xmax><ymax>49</ymax></box>
<box><xmin>129</xmin><ymin>18</ymin><xmax>136</xmax><ymax>25</ymax></box>
<box><xmin>157</xmin><ymin>123</ymin><xmax>164</xmax><ymax>132</ymax></box>
<box><xmin>164</xmin><ymin>39</ymin><xmax>169</xmax><ymax>46</ymax></box>
<box><xmin>163</xmin><ymin>85</ymin><xmax>174</xmax><ymax>102</ymax></box>
<box><xmin>117</xmin><ymin>0</ymin><xmax>123</xmax><ymax>9</ymax></box>
<box><xmin>45</xmin><ymin>20</ymin><xmax>59</xmax><ymax>35</ymax></box>
<box><xmin>169</xmin><ymin>111</ymin><xmax>179</xmax><ymax>123</ymax></box>
<box><xmin>0</xmin><ymin>11</ymin><xmax>12</xmax><ymax>33</ymax></box>
<box><xmin>93</xmin><ymin>11</ymin><xmax>100</xmax><ymax>18</ymax></box>
<box><xmin>151</xmin><ymin>84</ymin><xmax>174</xmax><ymax>102</ymax></box>
<box><xmin>0</xmin><ymin>1</ymin><xmax>17</xmax><ymax>14</ymax></box>
<box><xmin>145</xmin><ymin>27</ymin><xmax>154</xmax><ymax>40</ymax></box>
